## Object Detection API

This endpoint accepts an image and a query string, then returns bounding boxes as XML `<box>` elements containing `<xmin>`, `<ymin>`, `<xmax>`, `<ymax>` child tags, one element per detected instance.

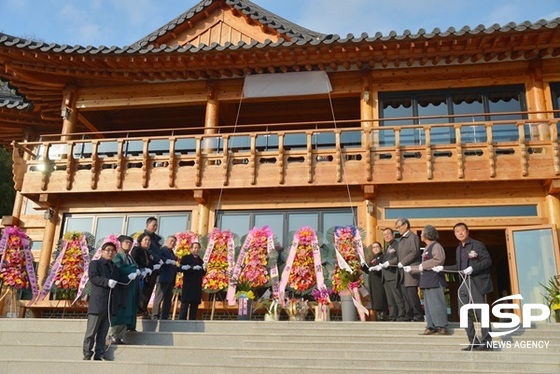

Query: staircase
<box><xmin>0</xmin><ymin>318</ymin><xmax>559</xmax><ymax>373</ymax></box>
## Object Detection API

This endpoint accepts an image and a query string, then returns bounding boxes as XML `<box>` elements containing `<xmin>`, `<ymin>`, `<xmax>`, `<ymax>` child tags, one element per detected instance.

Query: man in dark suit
<box><xmin>82</xmin><ymin>242</ymin><xmax>126</xmax><ymax>361</ymax></box>
<box><xmin>379</xmin><ymin>227</ymin><xmax>406</xmax><ymax>321</ymax></box>
<box><xmin>179</xmin><ymin>242</ymin><xmax>206</xmax><ymax>320</ymax></box>
<box><xmin>436</xmin><ymin>222</ymin><xmax>493</xmax><ymax>351</ymax></box>
<box><xmin>151</xmin><ymin>235</ymin><xmax>178</xmax><ymax>320</ymax></box>
<box><xmin>395</xmin><ymin>218</ymin><xmax>423</xmax><ymax>321</ymax></box>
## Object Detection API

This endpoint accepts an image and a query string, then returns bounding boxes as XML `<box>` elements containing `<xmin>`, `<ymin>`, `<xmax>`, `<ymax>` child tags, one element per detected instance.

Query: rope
<box><xmin>105</xmin><ymin>278</ymin><xmax>134</xmax><ymax>349</ymax></box>
<box><xmin>326</xmin><ymin>88</ymin><xmax>356</xmax><ymax>226</ymax></box>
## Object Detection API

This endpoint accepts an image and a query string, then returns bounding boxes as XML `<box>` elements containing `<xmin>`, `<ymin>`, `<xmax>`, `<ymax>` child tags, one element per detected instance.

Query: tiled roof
<box><xmin>132</xmin><ymin>0</ymin><xmax>327</xmax><ymax>49</ymax></box>
<box><xmin>0</xmin><ymin>92</ymin><xmax>30</xmax><ymax>110</ymax></box>
<box><xmin>0</xmin><ymin>17</ymin><xmax>558</xmax><ymax>55</ymax></box>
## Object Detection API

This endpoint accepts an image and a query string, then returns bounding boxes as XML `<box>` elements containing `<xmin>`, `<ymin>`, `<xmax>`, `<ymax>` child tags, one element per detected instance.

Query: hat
<box><xmin>117</xmin><ymin>235</ymin><xmax>133</xmax><ymax>243</ymax></box>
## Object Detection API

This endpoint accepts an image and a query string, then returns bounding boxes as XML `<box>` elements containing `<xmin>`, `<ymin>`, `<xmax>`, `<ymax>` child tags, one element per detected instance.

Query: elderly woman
<box><xmin>403</xmin><ymin>225</ymin><xmax>449</xmax><ymax>335</ymax></box>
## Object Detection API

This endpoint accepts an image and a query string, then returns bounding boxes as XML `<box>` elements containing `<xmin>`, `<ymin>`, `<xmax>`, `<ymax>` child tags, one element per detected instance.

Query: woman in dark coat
<box><xmin>179</xmin><ymin>242</ymin><xmax>206</xmax><ymax>320</ymax></box>
<box><xmin>362</xmin><ymin>241</ymin><xmax>389</xmax><ymax>321</ymax></box>
<box><xmin>131</xmin><ymin>233</ymin><xmax>154</xmax><ymax>317</ymax></box>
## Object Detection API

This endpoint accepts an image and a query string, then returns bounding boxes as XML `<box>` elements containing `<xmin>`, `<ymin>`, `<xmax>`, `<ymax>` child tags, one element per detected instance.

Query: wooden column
<box><xmin>37</xmin><ymin>205</ymin><xmax>58</xmax><ymax>285</ymax></box>
<box><xmin>193</xmin><ymin>189</ymin><xmax>211</xmax><ymax>236</ymax></box>
<box><xmin>205</xmin><ymin>82</ymin><xmax>219</xmax><ymax>135</ymax></box>
<box><xmin>526</xmin><ymin>60</ymin><xmax>550</xmax><ymax>140</ymax></box>
<box><xmin>60</xmin><ymin>84</ymin><xmax>78</xmax><ymax>141</ymax></box>
<box><xmin>364</xmin><ymin>185</ymin><xmax>377</xmax><ymax>245</ymax></box>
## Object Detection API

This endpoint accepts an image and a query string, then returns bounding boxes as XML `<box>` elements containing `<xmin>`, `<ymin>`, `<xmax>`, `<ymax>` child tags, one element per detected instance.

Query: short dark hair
<box><xmin>146</xmin><ymin>216</ymin><xmax>157</xmax><ymax>225</ymax></box>
<box><xmin>102</xmin><ymin>242</ymin><xmax>116</xmax><ymax>251</ymax></box>
<box><xmin>382</xmin><ymin>227</ymin><xmax>394</xmax><ymax>234</ymax></box>
<box><xmin>191</xmin><ymin>242</ymin><xmax>201</xmax><ymax>248</ymax></box>
<box><xmin>453</xmin><ymin>222</ymin><xmax>469</xmax><ymax>232</ymax></box>
<box><xmin>137</xmin><ymin>233</ymin><xmax>149</xmax><ymax>244</ymax></box>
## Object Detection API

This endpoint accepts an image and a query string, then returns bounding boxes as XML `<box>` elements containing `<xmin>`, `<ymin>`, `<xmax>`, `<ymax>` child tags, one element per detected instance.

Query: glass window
<box><xmin>218</xmin><ymin>209</ymin><xmax>354</xmax><ymax>249</ymax></box>
<box><xmin>220</xmin><ymin>214</ymin><xmax>251</xmax><ymax>239</ymax></box>
<box><xmin>340</xmin><ymin>130</ymin><xmax>362</xmax><ymax>148</ymax></box>
<box><xmin>149</xmin><ymin>139</ymin><xmax>170</xmax><ymax>156</ymax></box>
<box><xmin>95</xmin><ymin>217</ymin><xmax>124</xmax><ymax>245</ymax></box>
<box><xmin>159</xmin><ymin>215</ymin><xmax>189</xmax><ymax>240</ymax></box>
<box><xmin>126</xmin><ymin>216</ymin><xmax>150</xmax><ymax>236</ymax></box>
<box><xmin>385</xmin><ymin>205</ymin><xmax>537</xmax><ymax>219</ymax></box>
<box><xmin>256</xmin><ymin>134</ymin><xmax>278</xmax><ymax>151</ymax></box>
<box><xmin>379</xmin><ymin>85</ymin><xmax>526</xmax><ymax>145</ymax></box>
<box><xmin>175</xmin><ymin>138</ymin><xmax>196</xmax><ymax>155</ymax></box>
<box><xmin>284</xmin><ymin>133</ymin><xmax>307</xmax><ymax>150</ymax></box>
<box><xmin>24</xmin><ymin>199</ymin><xmax>41</xmax><ymax>215</ymax></box>
<box><xmin>255</xmin><ymin>213</ymin><xmax>284</xmax><ymax>246</ymax></box>
<box><xmin>313</xmin><ymin>132</ymin><xmax>335</xmax><ymax>149</ymax></box>
<box><xmin>229</xmin><ymin>135</ymin><xmax>251</xmax><ymax>152</ymax></box>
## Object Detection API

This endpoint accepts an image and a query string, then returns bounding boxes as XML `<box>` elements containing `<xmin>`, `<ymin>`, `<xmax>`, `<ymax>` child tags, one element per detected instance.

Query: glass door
<box><xmin>506</xmin><ymin>225</ymin><xmax>560</xmax><ymax>307</ymax></box>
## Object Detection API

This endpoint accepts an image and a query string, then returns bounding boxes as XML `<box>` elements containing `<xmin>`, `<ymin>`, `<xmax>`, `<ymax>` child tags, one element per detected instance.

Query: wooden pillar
<box><xmin>364</xmin><ymin>185</ymin><xmax>377</xmax><ymax>245</ymax></box>
<box><xmin>205</xmin><ymin>82</ymin><xmax>219</xmax><ymax>135</ymax></box>
<box><xmin>193</xmin><ymin>189</ymin><xmax>211</xmax><ymax>236</ymax></box>
<box><xmin>37</xmin><ymin>205</ymin><xmax>59</xmax><ymax>285</ymax></box>
<box><xmin>526</xmin><ymin>60</ymin><xmax>550</xmax><ymax>140</ymax></box>
<box><xmin>60</xmin><ymin>84</ymin><xmax>78</xmax><ymax>141</ymax></box>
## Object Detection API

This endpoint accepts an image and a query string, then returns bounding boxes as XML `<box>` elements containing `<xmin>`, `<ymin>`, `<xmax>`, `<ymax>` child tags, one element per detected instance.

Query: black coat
<box><xmin>87</xmin><ymin>258</ymin><xmax>124</xmax><ymax>315</ymax></box>
<box><xmin>180</xmin><ymin>254</ymin><xmax>206</xmax><ymax>303</ymax></box>
<box><xmin>382</xmin><ymin>240</ymin><xmax>399</xmax><ymax>282</ymax></box>
<box><xmin>362</xmin><ymin>253</ymin><xmax>388</xmax><ymax>311</ymax></box>
<box><xmin>447</xmin><ymin>238</ymin><xmax>493</xmax><ymax>295</ymax></box>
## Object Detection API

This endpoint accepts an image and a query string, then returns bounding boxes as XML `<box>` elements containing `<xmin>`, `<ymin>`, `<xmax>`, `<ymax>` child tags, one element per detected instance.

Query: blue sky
<box><xmin>0</xmin><ymin>0</ymin><xmax>559</xmax><ymax>47</ymax></box>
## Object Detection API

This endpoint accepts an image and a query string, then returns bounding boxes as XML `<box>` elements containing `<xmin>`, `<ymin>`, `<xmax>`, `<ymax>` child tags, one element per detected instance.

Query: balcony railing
<box><xmin>12</xmin><ymin>118</ymin><xmax>560</xmax><ymax>195</ymax></box>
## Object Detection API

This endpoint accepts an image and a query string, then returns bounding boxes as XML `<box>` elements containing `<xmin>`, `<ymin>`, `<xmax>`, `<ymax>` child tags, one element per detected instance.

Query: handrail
<box><xmin>30</xmin><ymin>110</ymin><xmax>560</xmax><ymax>141</ymax></box>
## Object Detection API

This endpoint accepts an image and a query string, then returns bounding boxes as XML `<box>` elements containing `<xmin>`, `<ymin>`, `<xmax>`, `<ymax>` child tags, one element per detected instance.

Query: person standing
<box><xmin>110</xmin><ymin>235</ymin><xmax>139</xmax><ymax>343</ymax></box>
<box><xmin>140</xmin><ymin>217</ymin><xmax>163</xmax><ymax>318</ymax></box>
<box><xmin>435</xmin><ymin>222</ymin><xmax>493</xmax><ymax>351</ymax></box>
<box><xmin>404</xmin><ymin>225</ymin><xmax>448</xmax><ymax>335</ymax></box>
<box><xmin>82</xmin><ymin>242</ymin><xmax>124</xmax><ymax>361</ymax></box>
<box><xmin>152</xmin><ymin>235</ymin><xmax>178</xmax><ymax>320</ymax></box>
<box><xmin>179</xmin><ymin>242</ymin><xmax>206</xmax><ymax>320</ymax></box>
<box><xmin>379</xmin><ymin>228</ymin><xmax>406</xmax><ymax>321</ymax></box>
<box><xmin>361</xmin><ymin>241</ymin><xmax>388</xmax><ymax>321</ymax></box>
<box><xmin>131</xmin><ymin>232</ymin><xmax>153</xmax><ymax>317</ymax></box>
<box><xmin>395</xmin><ymin>218</ymin><xmax>423</xmax><ymax>322</ymax></box>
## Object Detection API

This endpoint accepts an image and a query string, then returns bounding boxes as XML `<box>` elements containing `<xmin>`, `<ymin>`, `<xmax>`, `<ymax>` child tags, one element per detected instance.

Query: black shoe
<box><xmin>83</xmin><ymin>355</ymin><xmax>92</xmax><ymax>360</ymax></box>
<box><xmin>397</xmin><ymin>316</ymin><xmax>411</xmax><ymax>321</ymax></box>
<box><xmin>461</xmin><ymin>345</ymin><xmax>474</xmax><ymax>351</ymax></box>
<box><xmin>461</xmin><ymin>340</ymin><xmax>481</xmax><ymax>351</ymax></box>
<box><xmin>111</xmin><ymin>337</ymin><xmax>126</xmax><ymax>345</ymax></box>
<box><xmin>93</xmin><ymin>355</ymin><xmax>112</xmax><ymax>361</ymax></box>
<box><xmin>126</xmin><ymin>328</ymin><xmax>137</xmax><ymax>332</ymax></box>
<box><xmin>420</xmin><ymin>328</ymin><xmax>435</xmax><ymax>335</ymax></box>
<box><xmin>412</xmin><ymin>316</ymin><xmax>424</xmax><ymax>322</ymax></box>
<box><xmin>473</xmin><ymin>344</ymin><xmax>493</xmax><ymax>351</ymax></box>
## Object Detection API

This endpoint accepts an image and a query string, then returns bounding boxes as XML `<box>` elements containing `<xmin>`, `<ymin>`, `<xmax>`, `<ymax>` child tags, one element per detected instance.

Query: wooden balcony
<box><xmin>12</xmin><ymin>119</ymin><xmax>560</xmax><ymax>198</ymax></box>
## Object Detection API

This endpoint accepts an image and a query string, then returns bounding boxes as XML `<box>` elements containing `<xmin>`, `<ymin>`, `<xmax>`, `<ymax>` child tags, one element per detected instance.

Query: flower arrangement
<box><xmin>51</xmin><ymin>232</ymin><xmax>90</xmax><ymax>299</ymax></box>
<box><xmin>0</xmin><ymin>228</ymin><xmax>30</xmax><ymax>290</ymax></box>
<box><xmin>174</xmin><ymin>231</ymin><xmax>199</xmax><ymax>291</ymax></box>
<box><xmin>286</xmin><ymin>226</ymin><xmax>317</xmax><ymax>294</ymax></box>
<box><xmin>468</xmin><ymin>250</ymin><xmax>478</xmax><ymax>259</ymax></box>
<box><xmin>237</xmin><ymin>226</ymin><xmax>271</xmax><ymax>291</ymax></box>
<box><xmin>202</xmin><ymin>229</ymin><xmax>233</xmax><ymax>293</ymax></box>
<box><xmin>331</xmin><ymin>226</ymin><xmax>363</xmax><ymax>294</ymax></box>
<box><xmin>235</xmin><ymin>283</ymin><xmax>256</xmax><ymax>301</ymax></box>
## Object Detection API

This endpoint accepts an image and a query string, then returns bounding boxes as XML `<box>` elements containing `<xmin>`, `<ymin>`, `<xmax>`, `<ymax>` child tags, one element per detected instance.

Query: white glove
<box><xmin>368</xmin><ymin>266</ymin><xmax>376</xmax><ymax>272</ymax></box>
<box><xmin>135</xmin><ymin>269</ymin><xmax>141</xmax><ymax>275</ymax></box>
<box><xmin>193</xmin><ymin>265</ymin><xmax>202</xmax><ymax>271</ymax></box>
<box><xmin>145</xmin><ymin>268</ymin><xmax>152</xmax><ymax>275</ymax></box>
<box><xmin>432</xmin><ymin>265</ymin><xmax>443</xmax><ymax>273</ymax></box>
<box><xmin>166</xmin><ymin>259</ymin><xmax>176</xmax><ymax>265</ymax></box>
<box><xmin>418</xmin><ymin>264</ymin><xmax>423</xmax><ymax>272</ymax></box>
<box><xmin>381</xmin><ymin>261</ymin><xmax>389</xmax><ymax>268</ymax></box>
<box><xmin>128</xmin><ymin>272</ymin><xmax>138</xmax><ymax>280</ymax></box>
<box><xmin>159</xmin><ymin>260</ymin><xmax>164</xmax><ymax>265</ymax></box>
<box><xmin>360</xmin><ymin>261</ymin><xmax>367</xmax><ymax>268</ymax></box>
<box><xmin>462</xmin><ymin>266</ymin><xmax>473</xmax><ymax>275</ymax></box>
<box><xmin>403</xmin><ymin>266</ymin><xmax>412</xmax><ymax>273</ymax></box>
<box><xmin>373</xmin><ymin>265</ymin><xmax>382</xmax><ymax>271</ymax></box>
<box><xmin>153</xmin><ymin>264</ymin><xmax>161</xmax><ymax>270</ymax></box>
<box><xmin>397</xmin><ymin>262</ymin><xmax>403</xmax><ymax>268</ymax></box>
<box><xmin>108</xmin><ymin>279</ymin><xmax>117</xmax><ymax>288</ymax></box>
<box><xmin>181</xmin><ymin>265</ymin><xmax>191</xmax><ymax>271</ymax></box>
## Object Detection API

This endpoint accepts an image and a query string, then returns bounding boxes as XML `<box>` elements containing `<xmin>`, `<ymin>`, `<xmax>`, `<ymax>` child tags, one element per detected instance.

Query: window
<box><xmin>217</xmin><ymin>208</ymin><xmax>355</xmax><ymax>249</ymax></box>
<box><xmin>379</xmin><ymin>85</ymin><xmax>527</xmax><ymax>145</ymax></box>
<box><xmin>385</xmin><ymin>205</ymin><xmax>537</xmax><ymax>219</ymax></box>
<box><xmin>62</xmin><ymin>212</ymin><xmax>191</xmax><ymax>247</ymax></box>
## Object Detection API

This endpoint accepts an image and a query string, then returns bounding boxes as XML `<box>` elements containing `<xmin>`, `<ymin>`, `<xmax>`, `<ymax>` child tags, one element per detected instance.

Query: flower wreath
<box><xmin>202</xmin><ymin>229</ymin><xmax>235</xmax><ymax>294</ymax></box>
<box><xmin>174</xmin><ymin>231</ymin><xmax>199</xmax><ymax>291</ymax></box>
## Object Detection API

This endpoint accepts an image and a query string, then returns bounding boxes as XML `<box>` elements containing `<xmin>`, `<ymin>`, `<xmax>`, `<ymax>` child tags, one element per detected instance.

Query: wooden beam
<box><xmin>193</xmin><ymin>189</ymin><xmax>208</xmax><ymax>204</ymax></box>
<box><xmin>548</xmin><ymin>179</ymin><xmax>560</xmax><ymax>195</ymax></box>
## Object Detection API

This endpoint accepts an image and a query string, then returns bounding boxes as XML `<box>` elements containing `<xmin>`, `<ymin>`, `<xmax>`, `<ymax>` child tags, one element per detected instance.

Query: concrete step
<box><xmin>0</xmin><ymin>318</ymin><xmax>559</xmax><ymax>374</ymax></box>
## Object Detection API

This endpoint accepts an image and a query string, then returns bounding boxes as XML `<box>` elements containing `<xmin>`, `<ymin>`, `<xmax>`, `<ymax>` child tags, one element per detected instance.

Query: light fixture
<box><xmin>44</xmin><ymin>208</ymin><xmax>55</xmax><ymax>221</ymax></box>
<box><xmin>366</xmin><ymin>201</ymin><xmax>375</xmax><ymax>215</ymax></box>
<box><xmin>363</xmin><ymin>90</ymin><xmax>370</xmax><ymax>103</ymax></box>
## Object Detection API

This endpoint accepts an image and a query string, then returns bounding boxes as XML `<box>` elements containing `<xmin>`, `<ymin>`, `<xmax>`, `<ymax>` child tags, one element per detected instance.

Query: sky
<box><xmin>0</xmin><ymin>0</ymin><xmax>559</xmax><ymax>47</ymax></box>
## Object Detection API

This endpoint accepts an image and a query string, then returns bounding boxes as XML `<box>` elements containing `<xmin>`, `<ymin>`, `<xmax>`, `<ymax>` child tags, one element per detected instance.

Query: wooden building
<box><xmin>1</xmin><ymin>0</ymin><xmax>560</xmax><ymax>312</ymax></box>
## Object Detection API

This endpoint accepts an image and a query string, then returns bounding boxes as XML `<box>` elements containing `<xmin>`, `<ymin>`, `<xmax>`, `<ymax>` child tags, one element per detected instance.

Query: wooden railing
<box><xmin>12</xmin><ymin>119</ymin><xmax>560</xmax><ymax>194</ymax></box>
